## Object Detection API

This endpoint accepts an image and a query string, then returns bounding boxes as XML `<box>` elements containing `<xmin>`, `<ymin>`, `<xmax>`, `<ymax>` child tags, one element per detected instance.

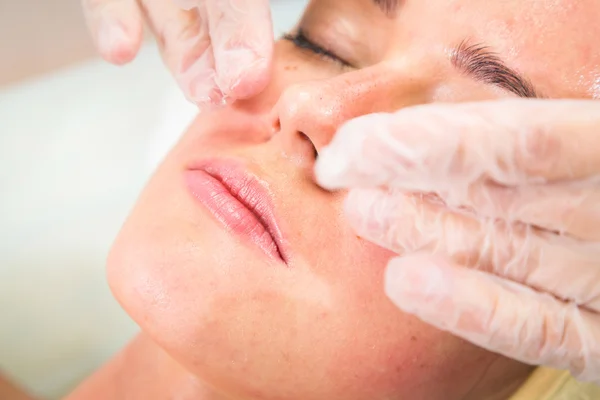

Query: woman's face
<box><xmin>108</xmin><ymin>0</ymin><xmax>600</xmax><ymax>399</ymax></box>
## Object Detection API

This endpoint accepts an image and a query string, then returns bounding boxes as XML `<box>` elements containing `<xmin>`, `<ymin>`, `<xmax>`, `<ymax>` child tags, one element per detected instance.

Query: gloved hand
<box><xmin>82</xmin><ymin>0</ymin><xmax>273</xmax><ymax>105</ymax></box>
<box><xmin>315</xmin><ymin>99</ymin><xmax>600</xmax><ymax>384</ymax></box>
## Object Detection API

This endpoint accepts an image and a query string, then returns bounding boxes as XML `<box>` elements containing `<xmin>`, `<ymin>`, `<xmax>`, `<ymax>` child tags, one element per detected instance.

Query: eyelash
<box><xmin>283</xmin><ymin>29</ymin><xmax>352</xmax><ymax>68</ymax></box>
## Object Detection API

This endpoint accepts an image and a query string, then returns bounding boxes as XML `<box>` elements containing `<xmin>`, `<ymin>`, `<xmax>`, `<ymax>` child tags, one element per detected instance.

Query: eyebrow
<box><xmin>371</xmin><ymin>3</ymin><xmax>538</xmax><ymax>98</ymax></box>
<box><xmin>451</xmin><ymin>40</ymin><xmax>540</xmax><ymax>98</ymax></box>
<box><xmin>372</xmin><ymin>0</ymin><xmax>400</xmax><ymax>16</ymax></box>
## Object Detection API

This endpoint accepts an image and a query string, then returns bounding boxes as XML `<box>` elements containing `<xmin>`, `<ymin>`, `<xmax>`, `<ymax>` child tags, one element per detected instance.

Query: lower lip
<box><xmin>185</xmin><ymin>169</ymin><xmax>283</xmax><ymax>262</ymax></box>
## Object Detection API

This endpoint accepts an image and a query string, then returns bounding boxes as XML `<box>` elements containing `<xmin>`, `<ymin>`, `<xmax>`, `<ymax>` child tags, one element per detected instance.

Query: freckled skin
<box><xmin>68</xmin><ymin>0</ymin><xmax>600</xmax><ymax>399</ymax></box>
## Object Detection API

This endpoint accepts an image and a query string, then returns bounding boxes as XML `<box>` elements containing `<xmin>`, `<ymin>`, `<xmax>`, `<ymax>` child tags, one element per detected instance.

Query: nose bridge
<box><xmin>276</xmin><ymin>64</ymin><xmax>430</xmax><ymax>150</ymax></box>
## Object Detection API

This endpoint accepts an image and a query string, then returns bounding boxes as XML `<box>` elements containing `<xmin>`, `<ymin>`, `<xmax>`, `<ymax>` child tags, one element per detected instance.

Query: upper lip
<box><xmin>191</xmin><ymin>159</ymin><xmax>288</xmax><ymax>263</ymax></box>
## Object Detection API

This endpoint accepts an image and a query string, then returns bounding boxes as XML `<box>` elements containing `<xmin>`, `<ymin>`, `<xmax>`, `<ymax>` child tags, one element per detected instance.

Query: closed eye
<box><xmin>283</xmin><ymin>29</ymin><xmax>353</xmax><ymax>68</ymax></box>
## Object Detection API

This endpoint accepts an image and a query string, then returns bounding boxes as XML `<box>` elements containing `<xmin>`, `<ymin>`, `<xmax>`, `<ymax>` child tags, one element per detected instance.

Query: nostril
<box><xmin>269</xmin><ymin>108</ymin><xmax>282</xmax><ymax>131</ymax></box>
<box><xmin>272</xmin><ymin>118</ymin><xmax>281</xmax><ymax>136</ymax></box>
<box><xmin>299</xmin><ymin>131</ymin><xmax>318</xmax><ymax>158</ymax></box>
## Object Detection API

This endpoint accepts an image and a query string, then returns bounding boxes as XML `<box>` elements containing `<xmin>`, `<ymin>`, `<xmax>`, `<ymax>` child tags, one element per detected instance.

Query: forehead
<box><xmin>401</xmin><ymin>0</ymin><xmax>600</xmax><ymax>97</ymax></box>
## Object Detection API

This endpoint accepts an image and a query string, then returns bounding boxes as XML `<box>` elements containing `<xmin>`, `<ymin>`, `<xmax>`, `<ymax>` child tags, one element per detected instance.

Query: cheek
<box><xmin>286</xmin><ymin>217</ymin><xmax>494</xmax><ymax>398</ymax></box>
<box><xmin>330</xmin><ymin>257</ymin><xmax>472</xmax><ymax>398</ymax></box>
<box><xmin>106</xmin><ymin>114</ymin><xmax>498</xmax><ymax>399</ymax></box>
<box><xmin>331</xmin><ymin>289</ymin><xmax>495</xmax><ymax>399</ymax></box>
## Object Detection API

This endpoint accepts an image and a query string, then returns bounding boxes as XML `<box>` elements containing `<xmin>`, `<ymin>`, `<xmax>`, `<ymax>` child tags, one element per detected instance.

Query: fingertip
<box><xmin>214</xmin><ymin>48</ymin><xmax>271</xmax><ymax>99</ymax></box>
<box><xmin>225</xmin><ymin>57</ymin><xmax>271</xmax><ymax>100</ymax></box>
<box><xmin>185</xmin><ymin>78</ymin><xmax>227</xmax><ymax>109</ymax></box>
<box><xmin>384</xmin><ymin>256</ymin><xmax>407</xmax><ymax>300</ymax></box>
<box><xmin>384</xmin><ymin>254</ymin><xmax>450</xmax><ymax>312</ymax></box>
<box><xmin>343</xmin><ymin>188</ymin><xmax>387</xmax><ymax>234</ymax></box>
<box><xmin>174</xmin><ymin>48</ymin><xmax>229</xmax><ymax>108</ymax></box>
<box><xmin>315</xmin><ymin>114</ymin><xmax>395</xmax><ymax>191</ymax></box>
<box><xmin>190</xmin><ymin>85</ymin><xmax>226</xmax><ymax>108</ymax></box>
<box><xmin>208</xmin><ymin>0</ymin><xmax>274</xmax><ymax>98</ymax></box>
<box><xmin>97</xmin><ymin>20</ymin><xmax>142</xmax><ymax>65</ymax></box>
<box><xmin>173</xmin><ymin>0</ymin><xmax>199</xmax><ymax>11</ymax></box>
<box><xmin>314</xmin><ymin>145</ymin><xmax>354</xmax><ymax>190</ymax></box>
<box><xmin>384</xmin><ymin>256</ymin><xmax>417</xmax><ymax>312</ymax></box>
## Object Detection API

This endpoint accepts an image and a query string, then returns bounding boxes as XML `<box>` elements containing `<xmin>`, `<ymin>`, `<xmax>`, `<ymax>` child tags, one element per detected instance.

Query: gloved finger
<box><xmin>141</xmin><ymin>0</ymin><xmax>224</xmax><ymax>104</ymax></box>
<box><xmin>465</xmin><ymin>179</ymin><xmax>600</xmax><ymax>241</ymax></box>
<box><xmin>346</xmin><ymin>188</ymin><xmax>600</xmax><ymax>311</ymax></box>
<box><xmin>315</xmin><ymin>100</ymin><xmax>600</xmax><ymax>195</ymax></box>
<box><xmin>174</xmin><ymin>0</ymin><xmax>199</xmax><ymax>10</ymax></box>
<box><xmin>384</xmin><ymin>253</ymin><xmax>600</xmax><ymax>384</ymax></box>
<box><xmin>82</xmin><ymin>0</ymin><xmax>144</xmax><ymax>64</ymax></box>
<box><xmin>344</xmin><ymin>189</ymin><xmax>445</xmax><ymax>253</ymax></box>
<box><xmin>205</xmin><ymin>0</ymin><xmax>273</xmax><ymax>99</ymax></box>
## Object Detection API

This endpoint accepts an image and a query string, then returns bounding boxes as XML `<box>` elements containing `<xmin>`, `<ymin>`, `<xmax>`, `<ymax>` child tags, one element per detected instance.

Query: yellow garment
<box><xmin>509</xmin><ymin>368</ymin><xmax>600</xmax><ymax>400</ymax></box>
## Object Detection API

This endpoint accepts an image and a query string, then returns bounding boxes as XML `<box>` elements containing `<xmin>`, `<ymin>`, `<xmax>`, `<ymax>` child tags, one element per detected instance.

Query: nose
<box><xmin>273</xmin><ymin>64</ymin><xmax>431</xmax><ymax>167</ymax></box>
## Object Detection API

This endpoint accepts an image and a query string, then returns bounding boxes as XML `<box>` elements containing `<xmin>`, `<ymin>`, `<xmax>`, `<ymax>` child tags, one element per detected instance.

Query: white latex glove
<box><xmin>315</xmin><ymin>99</ymin><xmax>600</xmax><ymax>384</ymax></box>
<box><xmin>82</xmin><ymin>0</ymin><xmax>273</xmax><ymax>105</ymax></box>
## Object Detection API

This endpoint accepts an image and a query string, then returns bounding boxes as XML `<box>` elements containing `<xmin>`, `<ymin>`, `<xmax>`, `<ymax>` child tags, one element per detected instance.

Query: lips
<box><xmin>185</xmin><ymin>159</ymin><xmax>287</xmax><ymax>264</ymax></box>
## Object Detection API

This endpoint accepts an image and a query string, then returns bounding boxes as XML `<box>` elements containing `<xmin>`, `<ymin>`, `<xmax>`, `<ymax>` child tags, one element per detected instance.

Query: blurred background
<box><xmin>0</xmin><ymin>1</ymin><xmax>306</xmax><ymax>398</ymax></box>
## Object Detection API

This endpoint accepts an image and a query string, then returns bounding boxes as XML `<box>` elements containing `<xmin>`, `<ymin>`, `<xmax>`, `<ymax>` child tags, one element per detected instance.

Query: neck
<box><xmin>65</xmin><ymin>333</ymin><xmax>227</xmax><ymax>400</ymax></box>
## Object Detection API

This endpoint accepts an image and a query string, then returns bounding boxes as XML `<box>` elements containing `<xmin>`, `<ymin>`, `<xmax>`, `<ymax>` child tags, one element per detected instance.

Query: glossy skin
<box><xmin>74</xmin><ymin>0</ymin><xmax>600</xmax><ymax>399</ymax></box>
